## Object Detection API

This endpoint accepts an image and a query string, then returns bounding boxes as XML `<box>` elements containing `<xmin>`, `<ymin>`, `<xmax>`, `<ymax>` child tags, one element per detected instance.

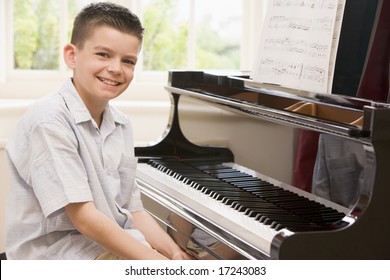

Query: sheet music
<box><xmin>251</xmin><ymin>0</ymin><xmax>345</xmax><ymax>94</ymax></box>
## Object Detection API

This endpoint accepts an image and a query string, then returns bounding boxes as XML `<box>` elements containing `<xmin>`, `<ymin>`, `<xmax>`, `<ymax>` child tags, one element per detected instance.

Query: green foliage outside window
<box><xmin>14</xmin><ymin>0</ymin><xmax>60</xmax><ymax>70</ymax></box>
<box><xmin>142</xmin><ymin>0</ymin><xmax>188</xmax><ymax>70</ymax></box>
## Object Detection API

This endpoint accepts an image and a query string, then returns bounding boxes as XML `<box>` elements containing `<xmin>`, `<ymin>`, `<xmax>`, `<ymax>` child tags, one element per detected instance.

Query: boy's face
<box><xmin>64</xmin><ymin>26</ymin><xmax>141</xmax><ymax>105</ymax></box>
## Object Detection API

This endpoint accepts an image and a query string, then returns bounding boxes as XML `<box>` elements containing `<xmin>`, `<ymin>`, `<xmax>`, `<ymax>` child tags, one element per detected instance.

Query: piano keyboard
<box><xmin>136</xmin><ymin>159</ymin><xmax>347</xmax><ymax>257</ymax></box>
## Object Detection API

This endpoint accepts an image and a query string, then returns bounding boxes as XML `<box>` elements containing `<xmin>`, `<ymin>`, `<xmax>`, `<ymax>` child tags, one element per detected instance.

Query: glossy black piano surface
<box><xmin>135</xmin><ymin>71</ymin><xmax>390</xmax><ymax>259</ymax></box>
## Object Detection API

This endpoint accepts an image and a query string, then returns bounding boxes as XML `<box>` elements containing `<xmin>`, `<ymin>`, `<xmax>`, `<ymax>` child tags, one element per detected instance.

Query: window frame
<box><xmin>0</xmin><ymin>0</ymin><xmax>266</xmax><ymax>101</ymax></box>
<box><xmin>0</xmin><ymin>0</ymin><xmax>6</xmax><ymax>83</ymax></box>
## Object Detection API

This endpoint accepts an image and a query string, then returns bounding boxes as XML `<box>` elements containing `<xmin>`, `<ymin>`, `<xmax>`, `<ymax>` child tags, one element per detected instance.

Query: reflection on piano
<box><xmin>135</xmin><ymin>71</ymin><xmax>390</xmax><ymax>259</ymax></box>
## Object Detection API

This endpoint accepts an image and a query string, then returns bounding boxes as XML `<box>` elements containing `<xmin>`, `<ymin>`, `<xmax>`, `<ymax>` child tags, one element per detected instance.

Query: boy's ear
<box><xmin>63</xmin><ymin>43</ymin><xmax>77</xmax><ymax>69</ymax></box>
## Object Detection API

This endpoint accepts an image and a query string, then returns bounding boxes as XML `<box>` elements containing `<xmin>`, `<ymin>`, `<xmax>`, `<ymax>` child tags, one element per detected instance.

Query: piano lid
<box><xmin>167</xmin><ymin>71</ymin><xmax>390</xmax><ymax>140</ymax></box>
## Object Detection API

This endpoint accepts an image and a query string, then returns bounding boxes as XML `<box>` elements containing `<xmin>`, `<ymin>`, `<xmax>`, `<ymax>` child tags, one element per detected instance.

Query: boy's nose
<box><xmin>107</xmin><ymin>60</ymin><xmax>122</xmax><ymax>73</ymax></box>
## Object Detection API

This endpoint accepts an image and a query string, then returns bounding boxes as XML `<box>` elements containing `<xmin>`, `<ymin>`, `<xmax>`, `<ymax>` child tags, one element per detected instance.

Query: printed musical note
<box><xmin>307</xmin><ymin>42</ymin><xmax>329</xmax><ymax>58</ymax></box>
<box><xmin>312</xmin><ymin>17</ymin><xmax>333</xmax><ymax>33</ymax></box>
<box><xmin>264</xmin><ymin>38</ymin><xmax>308</xmax><ymax>54</ymax></box>
<box><xmin>303</xmin><ymin>65</ymin><xmax>326</xmax><ymax>85</ymax></box>
<box><xmin>321</xmin><ymin>0</ymin><xmax>337</xmax><ymax>9</ymax></box>
<box><xmin>272</xmin><ymin>0</ymin><xmax>337</xmax><ymax>10</ymax></box>
<box><xmin>258</xmin><ymin>58</ymin><xmax>303</xmax><ymax>79</ymax></box>
<box><xmin>269</xmin><ymin>16</ymin><xmax>312</xmax><ymax>31</ymax></box>
<box><xmin>273</xmin><ymin>0</ymin><xmax>316</xmax><ymax>9</ymax></box>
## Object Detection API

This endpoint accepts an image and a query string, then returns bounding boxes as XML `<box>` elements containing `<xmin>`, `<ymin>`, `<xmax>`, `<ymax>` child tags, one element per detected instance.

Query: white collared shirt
<box><xmin>5</xmin><ymin>78</ymin><xmax>146</xmax><ymax>259</ymax></box>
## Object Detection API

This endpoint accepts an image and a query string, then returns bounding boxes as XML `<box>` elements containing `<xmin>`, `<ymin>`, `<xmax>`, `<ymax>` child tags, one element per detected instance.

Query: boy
<box><xmin>5</xmin><ymin>2</ymin><xmax>191</xmax><ymax>260</ymax></box>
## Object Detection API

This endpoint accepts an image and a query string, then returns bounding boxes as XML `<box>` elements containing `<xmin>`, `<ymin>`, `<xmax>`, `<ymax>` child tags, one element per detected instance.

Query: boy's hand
<box><xmin>171</xmin><ymin>250</ymin><xmax>195</xmax><ymax>260</ymax></box>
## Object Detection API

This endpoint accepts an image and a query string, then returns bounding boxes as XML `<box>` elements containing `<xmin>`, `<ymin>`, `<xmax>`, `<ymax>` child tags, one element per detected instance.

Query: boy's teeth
<box><xmin>99</xmin><ymin>77</ymin><xmax>119</xmax><ymax>86</ymax></box>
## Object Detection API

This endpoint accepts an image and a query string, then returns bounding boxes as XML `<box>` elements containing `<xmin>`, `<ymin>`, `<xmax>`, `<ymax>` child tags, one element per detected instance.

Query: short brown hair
<box><xmin>70</xmin><ymin>2</ymin><xmax>144</xmax><ymax>49</ymax></box>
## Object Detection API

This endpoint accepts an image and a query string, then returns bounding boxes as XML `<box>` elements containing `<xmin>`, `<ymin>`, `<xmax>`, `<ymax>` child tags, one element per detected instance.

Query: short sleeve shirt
<box><xmin>5</xmin><ymin>78</ymin><xmax>145</xmax><ymax>259</ymax></box>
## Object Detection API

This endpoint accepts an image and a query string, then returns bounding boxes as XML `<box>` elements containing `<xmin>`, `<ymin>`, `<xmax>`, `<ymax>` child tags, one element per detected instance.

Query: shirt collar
<box><xmin>59</xmin><ymin>78</ymin><xmax>129</xmax><ymax>126</ymax></box>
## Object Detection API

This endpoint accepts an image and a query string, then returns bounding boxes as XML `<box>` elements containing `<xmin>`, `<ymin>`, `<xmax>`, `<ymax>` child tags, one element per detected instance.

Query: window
<box><xmin>12</xmin><ymin>0</ymin><xmax>97</xmax><ymax>71</ymax></box>
<box><xmin>142</xmin><ymin>0</ymin><xmax>242</xmax><ymax>71</ymax></box>
<box><xmin>193</xmin><ymin>0</ymin><xmax>242</xmax><ymax>70</ymax></box>
<box><xmin>0</xmin><ymin>0</ymin><xmax>5</xmax><ymax>83</ymax></box>
<box><xmin>0</xmin><ymin>0</ymin><xmax>266</xmax><ymax>99</ymax></box>
<box><xmin>13</xmin><ymin>0</ymin><xmax>61</xmax><ymax>70</ymax></box>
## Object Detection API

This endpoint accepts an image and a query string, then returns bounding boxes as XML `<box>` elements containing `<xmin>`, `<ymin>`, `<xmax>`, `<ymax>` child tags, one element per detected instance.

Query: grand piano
<box><xmin>135</xmin><ymin>70</ymin><xmax>389</xmax><ymax>259</ymax></box>
<box><xmin>135</xmin><ymin>0</ymin><xmax>390</xmax><ymax>259</ymax></box>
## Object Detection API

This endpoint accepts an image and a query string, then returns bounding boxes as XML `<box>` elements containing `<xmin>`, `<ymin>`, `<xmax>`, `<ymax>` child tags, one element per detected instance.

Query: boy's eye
<box><xmin>123</xmin><ymin>59</ymin><xmax>136</xmax><ymax>65</ymax></box>
<box><xmin>96</xmin><ymin>52</ymin><xmax>109</xmax><ymax>58</ymax></box>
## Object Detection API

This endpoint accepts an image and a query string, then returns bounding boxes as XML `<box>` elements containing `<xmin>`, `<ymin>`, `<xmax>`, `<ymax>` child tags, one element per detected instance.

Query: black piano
<box><xmin>135</xmin><ymin>70</ymin><xmax>390</xmax><ymax>259</ymax></box>
<box><xmin>135</xmin><ymin>0</ymin><xmax>389</xmax><ymax>259</ymax></box>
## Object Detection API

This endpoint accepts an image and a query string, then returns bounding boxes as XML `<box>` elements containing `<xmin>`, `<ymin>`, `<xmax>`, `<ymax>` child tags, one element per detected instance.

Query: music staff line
<box><xmin>272</xmin><ymin>0</ymin><xmax>337</xmax><ymax>10</ymax></box>
<box><xmin>257</xmin><ymin>58</ymin><xmax>326</xmax><ymax>85</ymax></box>
<box><xmin>264</xmin><ymin>38</ymin><xmax>329</xmax><ymax>58</ymax></box>
<box><xmin>268</xmin><ymin>16</ymin><xmax>334</xmax><ymax>33</ymax></box>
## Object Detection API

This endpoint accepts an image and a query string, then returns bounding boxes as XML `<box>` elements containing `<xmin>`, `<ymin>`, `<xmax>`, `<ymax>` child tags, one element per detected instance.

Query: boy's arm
<box><xmin>64</xmin><ymin>201</ymin><xmax>168</xmax><ymax>260</ymax></box>
<box><xmin>132</xmin><ymin>211</ymin><xmax>194</xmax><ymax>260</ymax></box>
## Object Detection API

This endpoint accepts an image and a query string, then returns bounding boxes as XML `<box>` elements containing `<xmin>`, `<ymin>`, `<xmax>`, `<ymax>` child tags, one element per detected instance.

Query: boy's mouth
<box><xmin>97</xmin><ymin>77</ymin><xmax>122</xmax><ymax>86</ymax></box>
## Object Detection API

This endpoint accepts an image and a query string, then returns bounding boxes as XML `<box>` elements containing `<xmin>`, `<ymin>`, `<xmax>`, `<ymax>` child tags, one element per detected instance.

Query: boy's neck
<box><xmin>88</xmin><ymin>102</ymin><xmax>105</xmax><ymax>128</ymax></box>
<box><xmin>70</xmin><ymin>78</ymin><xmax>107</xmax><ymax>128</ymax></box>
<box><xmin>79</xmin><ymin>93</ymin><xmax>106</xmax><ymax>128</ymax></box>
<box><xmin>92</xmin><ymin>111</ymin><xmax>104</xmax><ymax>128</ymax></box>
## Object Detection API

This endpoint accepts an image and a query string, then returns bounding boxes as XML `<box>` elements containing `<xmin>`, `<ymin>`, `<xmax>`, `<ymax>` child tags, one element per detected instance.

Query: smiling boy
<box><xmin>5</xmin><ymin>3</ymin><xmax>191</xmax><ymax>260</ymax></box>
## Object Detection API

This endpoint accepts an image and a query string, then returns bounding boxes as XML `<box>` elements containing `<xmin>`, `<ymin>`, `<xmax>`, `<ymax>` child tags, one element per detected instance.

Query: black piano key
<box><xmin>232</xmin><ymin>201</ymin><xmax>275</xmax><ymax>212</ymax></box>
<box><xmin>221</xmin><ymin>196</ymin><xmax>261</xmax><ymax>206</ymax></box>
<box><xmin>214</xmin><ymin>173</ymin><xmax>256</xmax><ymax>181</ymax></box>
<box><xmin>211</xmin><ymin>191</ymin><xmax>256</xmax><ymax>201</ymax></box>
<box><xmin>229</xmin><ymin>200</ymin><xmax>270</xmax><ymax>211</ymax></box>
<box><xmin>273</xmin><ymin>223</ymin><xmax>286</xmax><ymax>231</ymax></box>
<box><xmin>237</xmin><ymin>184</ymin><xmax>278</xmax><ymax>190</ymax></box>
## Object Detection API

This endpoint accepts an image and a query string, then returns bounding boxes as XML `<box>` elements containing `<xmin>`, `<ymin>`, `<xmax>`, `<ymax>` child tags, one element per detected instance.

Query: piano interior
<box><xmin>135</xmin><ymin>71</ymin><xmax>390</xmax><ymax>259</ymax></box>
